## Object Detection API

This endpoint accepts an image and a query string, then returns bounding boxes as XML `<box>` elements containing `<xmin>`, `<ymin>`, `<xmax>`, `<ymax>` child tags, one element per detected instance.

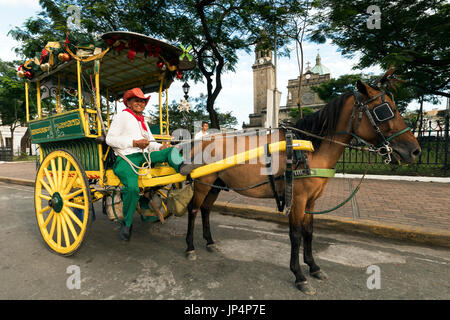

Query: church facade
<box><xmin>243</xmin><ymin>45</ymin><xmax>330</xmax><ymax>129</ymax></box>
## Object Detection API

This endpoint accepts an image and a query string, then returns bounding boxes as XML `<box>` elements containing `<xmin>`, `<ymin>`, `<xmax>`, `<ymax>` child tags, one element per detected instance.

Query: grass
<box><xmin>13</xmin><ymin>154</ymin><xmax>39</xmax><ymax>162</ymax></box>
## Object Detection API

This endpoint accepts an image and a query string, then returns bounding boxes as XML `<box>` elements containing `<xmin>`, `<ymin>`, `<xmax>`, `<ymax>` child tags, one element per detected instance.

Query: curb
<box><xmin>0</xmin><ymin>176</ymin><xmax>35</xmax><ymax>187</ymax></box>
<box><xmin>213</xmin><ymin>202</ymin><xmax>450</xmax><ymax>248</ymax></box>
<box><xmin>1</xmin><ymin>175</ymin><xmax>449</xmax><ymax>248</ymax></box>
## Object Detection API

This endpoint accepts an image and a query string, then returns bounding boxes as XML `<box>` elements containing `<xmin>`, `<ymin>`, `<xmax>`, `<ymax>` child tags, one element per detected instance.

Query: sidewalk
<box><xmin>1</xmin><ymin>161</ymin><xmax>449</xmax><ymax>247</ymax></box>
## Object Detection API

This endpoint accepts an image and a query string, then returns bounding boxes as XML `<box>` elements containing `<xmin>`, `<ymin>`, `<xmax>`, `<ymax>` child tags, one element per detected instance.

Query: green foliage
<box><xmin>288</xmin><ymin>106</ymin><xmax>314</xmax><ymax>119</ymax></box>
<box><xmin>0</xmin><ymin>59</ymin><xmax>27</xmax><ymax>127</ymax></box>
<box><xmin>310</xmin><ymin>73</ymin><xmax>416</xmax><ymax>114</ymax></box>
<box><xmin>309</xmin><ymin>0</ymin><xmax>450</xmax><ymax>101</ymax></box>
<box><xmin>146</xmin><ymin>94</ymin><xmax>237</xmax><ymax>135</ymax></box>
<box><xmin>8</xmin><ymin>0</ymin><xmax>309</xmax><ymax>129</ymax></box>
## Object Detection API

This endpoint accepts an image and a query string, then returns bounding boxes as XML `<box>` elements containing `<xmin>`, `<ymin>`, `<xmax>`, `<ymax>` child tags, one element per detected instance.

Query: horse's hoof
<box><xmin>310</xmin><ymin>270</ymin><xmax>328</xmax><ymax>281</ymax></box>
<box><xmin>186</xmin><ymin>250</ymin><xmax>197</xmax><ymax>261</ymax></box>
<box><xmin>206</xmin><ymin>243</ymin><xmax>220</xmax><ymax>253</ymax></box>
<box><xmin>295</xmin><ymin>281</ymin><xmax>316</xmax><ymax>295</ymax></box>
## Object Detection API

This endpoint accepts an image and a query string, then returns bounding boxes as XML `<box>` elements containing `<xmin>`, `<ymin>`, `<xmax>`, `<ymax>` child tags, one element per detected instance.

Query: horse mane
<box><xmin>294</xmin><ymin>91</ymin><xmax>354</xmax><ymax>150</ymax></box>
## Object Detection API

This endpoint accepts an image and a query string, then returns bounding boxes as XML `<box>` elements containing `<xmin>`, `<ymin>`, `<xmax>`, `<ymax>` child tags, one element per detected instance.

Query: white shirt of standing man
<box><xmin>194</xmin><ymin>122</ymin><xmax>209</xmax><ymax>140</ymax></box>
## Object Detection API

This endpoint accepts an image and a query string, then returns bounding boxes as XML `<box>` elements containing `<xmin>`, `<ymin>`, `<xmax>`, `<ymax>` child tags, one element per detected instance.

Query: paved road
<box><xmin>0</xmin><ymin>182</ymin><xmax>449</xmax><ymax>300</ymax></box>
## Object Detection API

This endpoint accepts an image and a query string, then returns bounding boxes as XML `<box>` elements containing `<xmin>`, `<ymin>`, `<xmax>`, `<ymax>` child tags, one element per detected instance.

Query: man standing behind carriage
<box><xmin>106</xmin><ymin>87</ymin><xmax>198</xmax><ymax>241</ymax></box>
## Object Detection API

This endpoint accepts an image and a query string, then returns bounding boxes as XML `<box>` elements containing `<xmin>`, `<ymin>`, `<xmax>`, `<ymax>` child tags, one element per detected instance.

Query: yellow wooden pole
<box><xmin>94</xmin><ymin>60</ymin><xmax>104</xmax><ymax>185</ymax></box>
<box><xmin>136</xmin><ymin>139</ymin><xmax>315</xmax><ymax>187</ymax></box>
<box><xmin>159</xmin><ymin>77</ymin><xmax>163</xmax><ymax>134</ymax></box>
<box><xmin>25</xmin><ymin>82</ymin><xmax>29</xmax><ymax>122</ymax></box>
<box><xmin>76</xmin><ymin>60</ymin><xmax>83</xmax><ymax>110</ymax></box>
<box><xmin>57</xmin><ymin>74</ymin><xmax>61</xmax><ymax>113</ymax></box>
<box><xmin>95</xmin><ymin>64</ymin><xmax>102</xmax><ymax>136</ymax></box>
<box><xmin>36</xmin><ymin>81</ymin><xmax>41</xmax><ymax>119</ymax></box>
<box><xmin>166</xmin><ymin>88</ymin><xmax>169</xmax><ymax>134</ymax></box>
<box><xmin>106</xmin><ymin>88</ymin><xmax>110</xmax><ymax>130</ymax></box>
<box><xmin>76</xmin><ymin>60</ymin><xmax>89</xmax><ymax>136</ymax></box>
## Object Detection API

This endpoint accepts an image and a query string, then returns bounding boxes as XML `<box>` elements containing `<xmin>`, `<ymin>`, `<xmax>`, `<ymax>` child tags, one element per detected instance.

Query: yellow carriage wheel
<box><xmin>34</xmin><ymin>149</ymin><xmax>92</xmax><ymax>256</ymax></box>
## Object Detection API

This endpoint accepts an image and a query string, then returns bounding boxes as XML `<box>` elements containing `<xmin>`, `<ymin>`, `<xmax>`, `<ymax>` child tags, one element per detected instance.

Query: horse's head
<box><xmin>353</xmin><ymin>80</ymin><xmax>421</xmax><ymax>164</ymax></box>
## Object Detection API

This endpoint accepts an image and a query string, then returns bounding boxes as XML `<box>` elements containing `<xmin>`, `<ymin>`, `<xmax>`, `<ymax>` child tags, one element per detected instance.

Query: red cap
<box><xmin>123</xmin><ymin>88</ymin><xmax>150</xmax><ymax>107</ymax></box>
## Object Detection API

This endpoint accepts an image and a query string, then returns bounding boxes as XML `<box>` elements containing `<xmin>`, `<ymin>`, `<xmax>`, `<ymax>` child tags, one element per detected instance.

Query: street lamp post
<box><xmin>182</xmin><ymin>82</ymin><xmax>190</xmax><ymax>101</ymax></box>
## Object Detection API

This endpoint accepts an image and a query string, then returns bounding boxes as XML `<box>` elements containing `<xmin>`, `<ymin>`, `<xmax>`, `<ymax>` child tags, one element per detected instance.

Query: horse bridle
<box><xmin>344</xmin><ymin>90</ymin><xmax>411</xmax><ymax>164</ymax></box>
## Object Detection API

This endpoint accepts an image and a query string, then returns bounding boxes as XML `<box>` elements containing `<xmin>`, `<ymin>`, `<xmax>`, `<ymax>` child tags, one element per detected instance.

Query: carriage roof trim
<box><xmin>29</xmin><ymin>31</ymin><xmax>196</xmax><ymax>97</ymax></box>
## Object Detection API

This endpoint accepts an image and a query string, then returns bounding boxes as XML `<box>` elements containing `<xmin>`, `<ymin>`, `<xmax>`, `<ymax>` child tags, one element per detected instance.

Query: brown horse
<box><xmin>185</xmin><ymin>79</ymin><xmax>421</xmax><ymax>295</ymax></box>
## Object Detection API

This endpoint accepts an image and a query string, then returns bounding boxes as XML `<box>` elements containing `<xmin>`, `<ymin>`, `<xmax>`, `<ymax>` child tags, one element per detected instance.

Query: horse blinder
<box><xmin>370</xmin><ymin>102</ymin><xmax>395</xmax><ymax>123</ymax></box>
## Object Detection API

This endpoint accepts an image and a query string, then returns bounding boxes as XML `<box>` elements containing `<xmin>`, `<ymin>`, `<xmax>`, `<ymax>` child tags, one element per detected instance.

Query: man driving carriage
<box><xmin>106</xmin><ymin>87</ymin><xmax>198</xmax><ymax>241</ymax></box>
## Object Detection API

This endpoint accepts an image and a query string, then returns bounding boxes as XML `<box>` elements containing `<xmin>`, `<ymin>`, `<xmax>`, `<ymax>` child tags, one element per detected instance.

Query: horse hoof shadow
<box><xmin>295</xmin><ymin>281</ymin><xmax>316</xmax><ymax>295</ymax></box>
<box><xmin>206</xmin><ymin>243</ymin><xmax>220</xmax><ymax>253</ymax></box>
<box><xmin>186</xmin><ymin>250</ymin><xmax>197</xmax><ymax>261</ymax></box>
<box><xmin>310</xmin><ymin>270</ymin><xmax>328</xmax><ymax>281</ymax></box>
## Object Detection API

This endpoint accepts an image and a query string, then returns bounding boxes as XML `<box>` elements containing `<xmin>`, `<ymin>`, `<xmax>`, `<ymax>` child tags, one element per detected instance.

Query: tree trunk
<box><xmin>0</xmin><ymin>130</ymin><xmax>4</xmax><ymax>148</ymax></box>
<box><xmin>417</xmin><ymin>96</ymin><xmax>424</xmax><ymax>138</ymax></box>
<box><xmin>10</xmin><ymin>127</ymin><xmax>15</xmax><ymax>156</ymax></box>
<box><xmin>195</xmin><ymin>0</ymin><xmax>223</xmax><ymax>130</ymax></box>
<box><xmin>20</xmin><ymin>127</ymin><xmax>30</xmax><ymax>154</ymax></box>
<box><xmin>296</xmin><ymin>40</ymin><xmax>304</xmax><ymax>119</ymax></box>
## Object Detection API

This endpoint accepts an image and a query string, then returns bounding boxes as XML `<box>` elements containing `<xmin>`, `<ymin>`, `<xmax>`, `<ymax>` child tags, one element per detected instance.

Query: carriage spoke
<box><xmin>62</xmin><ymin>212</ymin><xmax>79</xmax><ymax>242</ymax></box>
<box><xmin>63</xmin><ymin>207</ymin><xmax>83</xmax><ymax>228</ymax></box>
<box><xmin>39</xmin><ymin>178</ymin><xmax>54</xmax><ymax>197</ymax></box>
<box><xmin>39</xmin><ymin>194</ymin><xmax>52</xmax><ymax>201</ymax></box>
<box><xmin>56</xmin><ymin>215</ymin><xmax>62</xmax><ymax>248</ymax></box>
<box><xmin>57</xmin><ymin>157</ymin><xmax>63</xmax><ymax>191</ymax></box>
<box><xmin>61</xmin><ymin>161</ymin><xmax>71</xmax><ymax>192</ymax></box>
<box><xmin>42</xmin><ymin>210</ymin><xmax>55</xmax><ymax>229</ymax></box>
<box><xmin>39</xmin><ymin>205</ymin><xmax>51</xmax><ymax>215</ymax></box>
<box><xmin>60</xmin><ymin>212</ymin><xmax>71</xmax><ymax>247</ymax></box>
<box><xmin>51</xmin><ymin>159</ymin><xmax>58</xmax><ymax>190</ymax></box>
<box><xmin>64</xmin><ymin>188</ymin><xmax>84</xmax><ymax>201</ymax></box>
<box><xmin>43</xmin><ymin>168</ymin><xmax>56</xmax><ymax>193</ymax></box>
<box><xmin>65</xmin><ymin>201</ymin><xmax>86</xmax><ymax>210</ymax></box>
<box><xmin>49</xmin><ymin>212</ymin><xmax>57</xmax><ymax>239</ymax></box>
<box><xmin>64</xmin><ymin>174</ymin><xmax>78</xmax><ymax>195</ymax></box>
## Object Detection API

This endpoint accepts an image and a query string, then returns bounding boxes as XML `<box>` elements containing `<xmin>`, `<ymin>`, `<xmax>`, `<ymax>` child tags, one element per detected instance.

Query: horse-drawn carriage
<box><xmin>21</xmin><ymin>31</ymin><xmax>315</xmax><ymax>257</ymax></box>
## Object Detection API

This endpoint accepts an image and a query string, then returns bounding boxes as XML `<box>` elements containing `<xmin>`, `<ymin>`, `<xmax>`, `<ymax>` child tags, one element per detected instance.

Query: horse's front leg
<box><xmin>200</xmin><ymin>188</ymin><xmax>221</xmax><ymax>252</ymax></box>
<box><xmin>302</xmin><ymin>204</ymin><xmax>328</xmax><ymax>280</ymax></box>
<box><xmin>185</xmin><ymin>177</ymin><xmax>216</xmax><ymax>260</ymax></box>
<box><xmin>185</xmin><ymin>200</ymin><xmax>198</xmax><ymax>260</ymax></box>
<box><xmin>289</xmin><ymin>198</ymin><xmax>315</xmax><ymax>295</ymax></box>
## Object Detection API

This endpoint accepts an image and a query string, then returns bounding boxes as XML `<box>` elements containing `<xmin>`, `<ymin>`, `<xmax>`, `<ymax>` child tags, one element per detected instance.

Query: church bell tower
<box><xmin>246</xmin><ymin>32</ymin><xmax>275</xmax><ymax>128</ymax></box>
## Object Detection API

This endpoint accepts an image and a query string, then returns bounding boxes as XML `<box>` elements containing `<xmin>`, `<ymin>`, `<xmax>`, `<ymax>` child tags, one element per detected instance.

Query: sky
<box><xmin>0</xmin><ymin>0</ymin><xmax>445</xmax><ymax>129</ymax></box>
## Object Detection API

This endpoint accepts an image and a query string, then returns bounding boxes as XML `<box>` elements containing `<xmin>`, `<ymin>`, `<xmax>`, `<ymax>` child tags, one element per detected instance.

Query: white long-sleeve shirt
<box><xmin>106</xmin><ymin>111</ymin><xmax>162</xmax><ymax>156</ymax></box>
<box><xmin>194</xmin><ymin>130</ymin><xmax>209</xmax><ymax>140</ymax></box>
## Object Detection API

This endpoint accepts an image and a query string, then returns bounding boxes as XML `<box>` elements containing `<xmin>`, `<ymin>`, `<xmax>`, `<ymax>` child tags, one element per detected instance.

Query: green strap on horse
<box><xmin>282</xmin><ymin>131</ymin><xmax>366</xmax><ymax>216</ymax></box>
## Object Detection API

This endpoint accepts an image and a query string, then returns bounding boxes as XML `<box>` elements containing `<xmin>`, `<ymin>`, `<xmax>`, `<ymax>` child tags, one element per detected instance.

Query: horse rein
<box><xmin>282</xmin><ymin>90</ymin><xmax>411</xmax><ymax>164</ymax></box>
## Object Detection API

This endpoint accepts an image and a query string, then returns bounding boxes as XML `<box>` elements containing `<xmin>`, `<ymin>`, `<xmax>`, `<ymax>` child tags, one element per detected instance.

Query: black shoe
<box><xmin>119</xmin><ymin>223</ymin><xmax>132</xmax><ymax>241</ymax></box>
<box><xmin>179</xmin><ymin>163</ymin><xmax>203</xmax><ymax>175</ymax></box>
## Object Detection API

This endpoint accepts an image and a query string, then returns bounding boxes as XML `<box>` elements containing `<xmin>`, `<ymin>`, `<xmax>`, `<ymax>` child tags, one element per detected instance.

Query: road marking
<box><xmin>218</xmin><ymin>224</ymin><xmax>287</xmax><ymax>238</ymax></box>
<box><xmin>0</xmin><ymin>183</ymin><xmax>34</xmax><ymax>192</ymax></box>
<box><xmin>414</xmin><ymin>257</ymin><xmax>448</xmax><ymax>265</ymax></box>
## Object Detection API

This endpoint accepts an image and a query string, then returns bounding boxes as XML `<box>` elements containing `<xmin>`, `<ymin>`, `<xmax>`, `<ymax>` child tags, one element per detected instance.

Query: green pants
<box><xmin>113</xmin><ymin>148</ymin><xmax>184</xmax><ymax>227</ymax></box>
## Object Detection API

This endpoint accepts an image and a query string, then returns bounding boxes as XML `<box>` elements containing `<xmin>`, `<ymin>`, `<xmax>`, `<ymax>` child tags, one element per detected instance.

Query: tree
<box><xmin>0</xmin><ymin>59</ymin><xmax>27</xmax><ymax>153</ymax></box>
<box><xmin>309</xmin><ymin>0</ymin><xmax>450</xmax><ymax>101</ymax></box>
<box><xmin>310</xmin><ymin>73</ymin><xmax>416</xmax><ymax>114</ymax></box>
<box><xmin>288</xmin><ymin>106</ymin><xmax>314</xmax><ymax>119</ymax></box>
<box><xmin>146</xmin><ymin>94</ymin><xmax>237</xmax><ymax>135</ymax></box>
<box><xmin>8</xmin><ymin>0</ymin><xmax>307</xmax><ymax>129</ymax></box>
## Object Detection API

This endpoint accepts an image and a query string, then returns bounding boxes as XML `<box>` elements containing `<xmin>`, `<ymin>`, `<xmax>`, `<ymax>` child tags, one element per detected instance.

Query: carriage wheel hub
<box><xmin>48</xmin><ymin>192</ymin><xmax>64</xmax><ymax>213</ymax></box>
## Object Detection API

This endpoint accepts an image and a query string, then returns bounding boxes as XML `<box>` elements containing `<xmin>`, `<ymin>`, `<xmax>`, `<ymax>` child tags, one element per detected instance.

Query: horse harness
<box><xmin>192</xmin><ymin>89</ymin><xmax>412</xmax><ymax>216</ymax></box>
<box><xmin>267</xmin><ymin>90</ymin><xmax>412</xmax><ymax>215</ymax></box>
